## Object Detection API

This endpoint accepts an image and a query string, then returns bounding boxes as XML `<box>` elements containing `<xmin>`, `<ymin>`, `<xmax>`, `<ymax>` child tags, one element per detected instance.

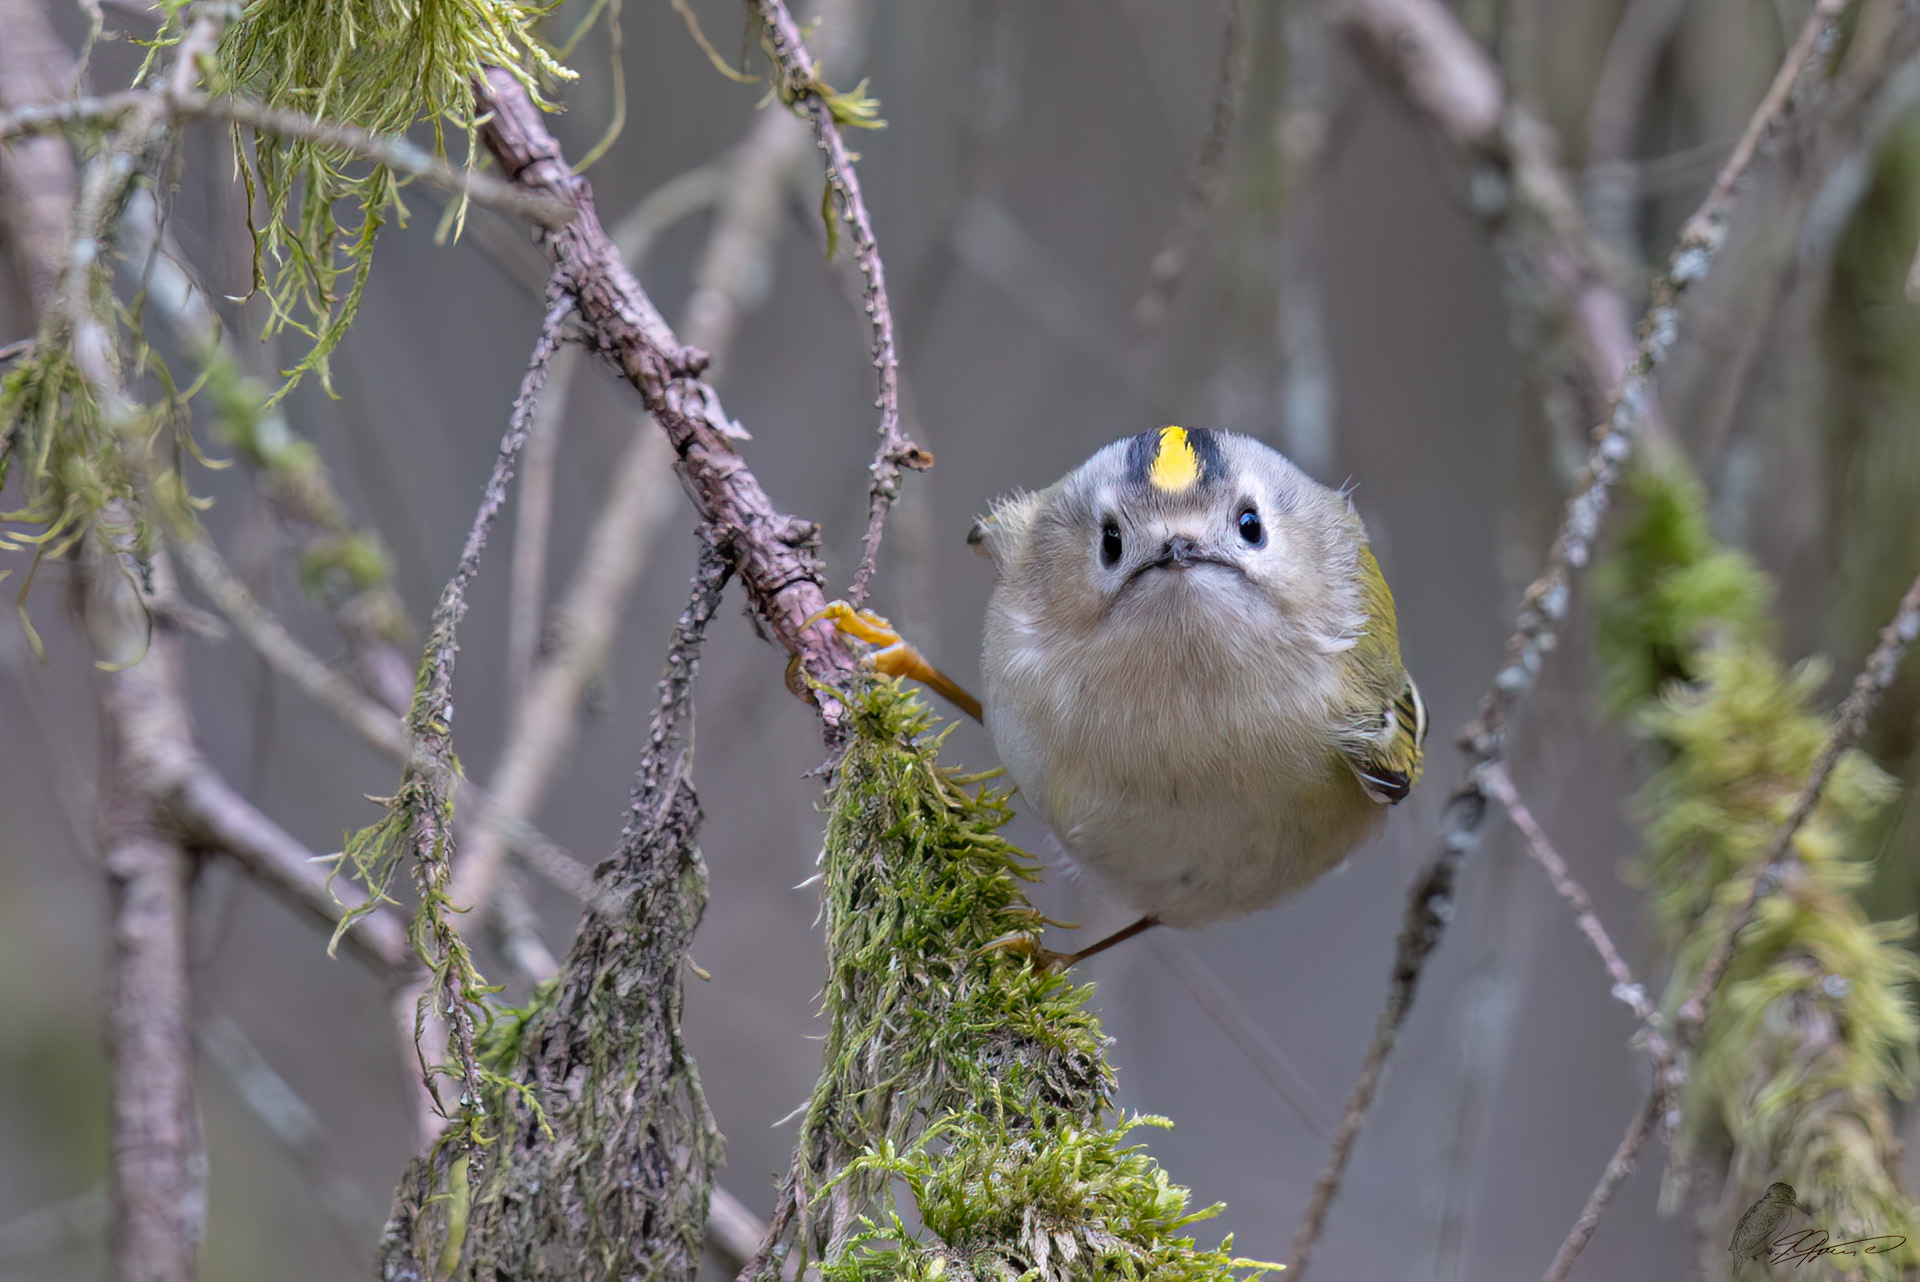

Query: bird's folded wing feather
<box><xmin>1339</xmin><ymin>673</ymin><xmax>1427</xmax><ymax>805</ymax></box>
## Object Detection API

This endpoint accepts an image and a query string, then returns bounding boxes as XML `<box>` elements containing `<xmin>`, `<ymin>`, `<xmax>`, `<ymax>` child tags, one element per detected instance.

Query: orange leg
<box><xmin>808</xmin><ymin>602</ymin><xmax>984</xmax><ymax>723</ymax></box>
<box><xmin>1047</xmin><ymin>916</ymin><xmax>1160</xmax><ymax>968</ymax></box>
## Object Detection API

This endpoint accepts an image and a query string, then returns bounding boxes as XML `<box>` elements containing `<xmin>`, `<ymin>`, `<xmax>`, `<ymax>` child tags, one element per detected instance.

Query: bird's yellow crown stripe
<box><xmin>1149</xmin><ymin>425</ymin><xmax>1201</xmax><ymax>492</ymax></box>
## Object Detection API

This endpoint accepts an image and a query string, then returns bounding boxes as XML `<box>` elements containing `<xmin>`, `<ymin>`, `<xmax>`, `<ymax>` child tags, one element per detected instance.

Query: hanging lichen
<box><xmin>215</xmin><ymin>0</ymin><xmax>572</xmax><ymax>396</ymax></box>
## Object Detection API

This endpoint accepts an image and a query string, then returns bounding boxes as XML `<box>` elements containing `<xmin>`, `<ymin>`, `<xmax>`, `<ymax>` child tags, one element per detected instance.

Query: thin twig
<box><xmin>1288</xmin><ymin>1</ymin><xmax>1859</xmax><ymax>1274</ymax></box>
<box><xmin>1582</xmin><ymin>0</ymin><xmax>1690</xmax><ymax>257</ymax></box>
<box><xmin>751</xmin><ymin>0</ymin><xmax>930</xmax><ymax>607</ymax></box>
<box><xmin>488</xmin><ymin>864</ymin><xmax>560</xmax><ymax>983</ymax></box>
<box><xmin>197</xmin><ymin>1013</ymin><xmax>383</xmax><ymax>1248</ymax></box>
<box><xmin>1540</xmin><ymin>1090</ymin><xmax>1661</xmax><ymax>1282</ymax></box>
<box><xmin>0</xmin><ymin>89</ymin><xmax>575</xmax><ymax>227</ymax></box>
<box><xmin>410</xmin><ymin>298</ymin><xmax>573</xmax><ymax>773</ymax></box>
<box><xmin>505</xmin><ymin>341</ymin><xmax>578</xmax><ymax>703</ymax></box>
<box><xmin>1674</xmin><ymin>0</ymin><xmax>1850</xmax><ymax>256</ymax></box>
<box><xmin>0</xmin><ymin>87</ymin><xmax>144</xmax><ymax>139</ymax></box>
<box><xmin>1147</xmin><ymin>933</ymin><xmax>1330</xmax><ymax>1137</ymax></box>
<box><xmin>1482</xmin><ymin>763</ymin><xmax>1679</xmax><ymax>1100</ymax></box>
<box><xmin>1673</xmin><ymin>566</ymin><xmax>1920</xmax><ymax>1042</ymax></box>
<box><xmin>449</xmin><ymin>404</ymin><xmax>680</xmax><ymax>915</ymax></box>
<box><xmin>1133</xmin><ymin>0</ymin><xmax>1249</xmax><ymax>327</ymax></box>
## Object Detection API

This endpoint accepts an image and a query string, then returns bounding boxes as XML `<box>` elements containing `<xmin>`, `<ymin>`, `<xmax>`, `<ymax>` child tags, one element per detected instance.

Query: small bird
<box><xmin>1730</xmin><ymin>1182</ymin><xmax>1808</xmax><ymax>1275</ymax></box>
<box><xmin>968</xmin><ymin>426</ymin><xmax>1426</xmax><ymax>962</ymax></box>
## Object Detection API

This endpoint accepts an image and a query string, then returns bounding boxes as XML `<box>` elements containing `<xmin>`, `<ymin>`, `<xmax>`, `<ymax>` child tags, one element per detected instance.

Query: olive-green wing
<box><xmin>1338</xmin><ymin>545</ymin><xmax>1428</xmax><ymax>805</ymax></box>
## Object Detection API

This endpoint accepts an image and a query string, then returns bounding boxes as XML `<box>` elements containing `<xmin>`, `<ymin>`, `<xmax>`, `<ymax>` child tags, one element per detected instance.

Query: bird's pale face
<box><xmin>1024</xmin><ymin>428</ymin><xmax>1363</xmax><ymax>658</ymax></box>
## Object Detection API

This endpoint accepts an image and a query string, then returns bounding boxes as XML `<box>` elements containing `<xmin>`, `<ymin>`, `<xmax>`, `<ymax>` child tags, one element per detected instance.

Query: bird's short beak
<box><xmin>1163</xmin><ymin>535</ymin><xmax>1199</xmax><ymax>568</ymax></box>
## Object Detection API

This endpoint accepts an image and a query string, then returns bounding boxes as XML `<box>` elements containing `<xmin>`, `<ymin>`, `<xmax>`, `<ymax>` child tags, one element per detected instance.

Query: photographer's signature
<box><xmin>1766</xmin><ymin>1228</ymin><xmax>1908</xmax><ymax>1269</ymax></box>
<box><xmin>1730</xmin><ymin>1182</ymin><xmax>1906</xmax><ymax>1273</ymax></box>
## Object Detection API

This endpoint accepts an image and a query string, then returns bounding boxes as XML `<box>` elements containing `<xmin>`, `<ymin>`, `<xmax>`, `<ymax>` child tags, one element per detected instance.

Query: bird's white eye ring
<box><xmin>1099</xmin><ymin>520</ymin><xmax>1123</xmax><ymax>567</ymax></box>
<box><xmin>1237</xmin><ymin>506</ymin><xmax>1265</xmax><ymax>548</ymax></box>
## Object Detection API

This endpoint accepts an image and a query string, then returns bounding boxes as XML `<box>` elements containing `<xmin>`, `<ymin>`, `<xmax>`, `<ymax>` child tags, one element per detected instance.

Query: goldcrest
<box><xmin>970</xmin><ymin>426</ymin><xmax>1426</xmax><ymax>945</ymax></box>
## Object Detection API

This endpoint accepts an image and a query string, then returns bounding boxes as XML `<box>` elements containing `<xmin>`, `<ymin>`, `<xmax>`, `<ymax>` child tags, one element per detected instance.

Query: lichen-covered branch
<box><xmin>377</xmin><ymin>545</ymin><xmax>730</xmax><ymax>1281</ymax></box>
<box><xmin>336</xmin><ymin>297</ymin><xmax>571</xmax><ymax>1155</ymax></box>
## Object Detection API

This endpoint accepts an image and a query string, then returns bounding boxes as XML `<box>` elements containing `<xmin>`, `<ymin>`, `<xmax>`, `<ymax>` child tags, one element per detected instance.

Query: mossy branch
<box><xmin>749</xmin><ymin>681</ymin><xmax>1277</xmax><ymax>1282</ymax></box>
<box><xmin>1293</xmin><ymin>0</ymin><xmax>1885</xmax><ymax>1270</ymax></box>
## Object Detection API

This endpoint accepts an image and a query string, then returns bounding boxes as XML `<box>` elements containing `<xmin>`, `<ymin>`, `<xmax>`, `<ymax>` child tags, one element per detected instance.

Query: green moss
<box><xmin>1592</xmin><ymin>457</ymin><xmax>1771</xmax><ymax>717</ymax></box>
<box><xmin>787</xmin><ymin>682</ymin><xmax>1276</xmax><ymax>1282</ymax></box>
<box><xmin>1595</xmin><ymin>459</ymin><xmax>1920</xmax><ymax>1271</ymax></box>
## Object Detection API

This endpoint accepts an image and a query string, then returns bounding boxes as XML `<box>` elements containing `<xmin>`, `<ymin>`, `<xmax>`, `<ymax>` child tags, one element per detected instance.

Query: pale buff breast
<box><xmin>983</xmin><ymin>565</ymin><xmax>1383</xmax><ymax>928</ymax></box>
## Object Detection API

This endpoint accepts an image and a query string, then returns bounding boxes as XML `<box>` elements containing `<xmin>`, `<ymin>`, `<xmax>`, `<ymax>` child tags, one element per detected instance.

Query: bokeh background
<box><xmin>5</xmin><ymin>0</ymin><xmax>1920</xmax><ymax>1278</ymax></box>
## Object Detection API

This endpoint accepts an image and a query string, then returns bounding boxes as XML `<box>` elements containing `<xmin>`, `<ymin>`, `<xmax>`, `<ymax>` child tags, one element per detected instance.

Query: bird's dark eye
<box><xmin>1238</xmin><ymin>508</ymin><xmax>1265</xmax><ymax>547</ymax></box>
<box><xmin>1100</xmin><ymin>521</ymin><xmax>1123</xmax><ymax>567</ymax></box>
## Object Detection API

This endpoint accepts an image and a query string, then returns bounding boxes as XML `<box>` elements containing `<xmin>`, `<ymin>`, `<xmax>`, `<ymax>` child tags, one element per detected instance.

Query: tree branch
<box><xmin>473</xmin><ymin>67</ymin><xmax>865</xmax><ymax>737</ymax></box>
<box><xmin>167</xmin><ymin>523</ymin><xmax>412</xmax><ymax>759</ymax></box>
<box><xmin>0</xmin><ymin>0</ymin><xmax>78</xmax><ymax>313</ymax></box>
<box><xmin>453</xmin><ymin>9</ymin><xmax>867</xmax><ymax>912</ymax></box>
<box><xmin>172</xmin><ymin>766</ymin><xmax>409</xmax><ymax>977</ymax></box>
<box><xmin>92</xmin><ymin>547</ymin><xmax>202</xmax><ymax>1282</ymax></box>
<box><xmin>394</xmin><ymin>295</ymin><xmax>572</xmax><ymax>1143</ymax></box>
